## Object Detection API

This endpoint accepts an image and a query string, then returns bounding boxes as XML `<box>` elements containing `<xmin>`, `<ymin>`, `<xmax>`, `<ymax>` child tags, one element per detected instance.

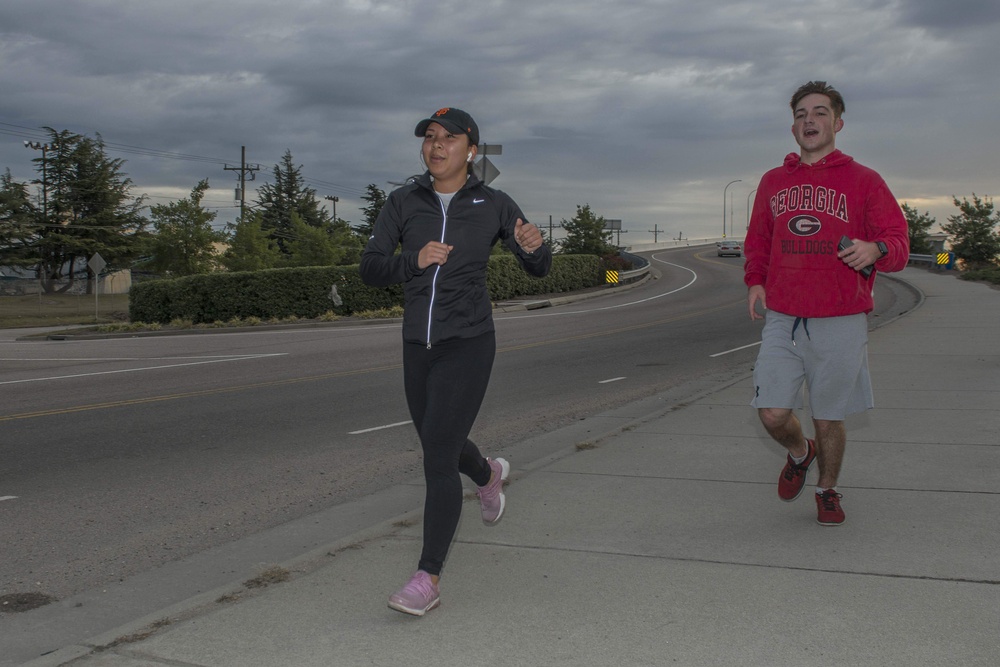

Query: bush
<box><xmin>959</xmin><ymin>265</ymin><xmax>1000</xmax><ymax>286</ymax></box>
<box><xmin>486</xmin><ymin>254</ymin><xmax>603</xmax><ymax>300</ymax></box>
<box><xmin>129</xmin><ymin>255</ymin><xmax>604</xmax><ymax>324</ymax></box>
<box><xmin>600</xmin><ymin>253</ymin><xmax>634</xmax><ymax>272</ymax></box>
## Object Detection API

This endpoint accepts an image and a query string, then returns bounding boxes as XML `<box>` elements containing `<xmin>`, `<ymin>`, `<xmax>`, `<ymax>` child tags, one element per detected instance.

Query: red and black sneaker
<box><xmin>816</xmin><ymin>489</ymin><xmax>845</xmax><ymax>526</ymax></box>
<box><xmin>777</xmin><ymin>438</ymin><xmax>816</xmax><ymax>502</ymax></box>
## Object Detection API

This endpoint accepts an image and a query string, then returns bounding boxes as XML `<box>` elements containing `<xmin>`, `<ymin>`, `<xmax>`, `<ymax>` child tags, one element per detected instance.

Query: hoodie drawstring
<box><xmin>791</xmin><ymin>317</ymin><xmax>810</xmax><ymax>346</ymax></box>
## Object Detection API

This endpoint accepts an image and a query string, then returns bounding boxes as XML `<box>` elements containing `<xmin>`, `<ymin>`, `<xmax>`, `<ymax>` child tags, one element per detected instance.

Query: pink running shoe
<box><xmin>476</xmin><ymin>457</ymin><xmax>510</xmax><ymax>524</ymax></box>
<box><xmin>388</xmin><ymin>570</ymin><xmax>440</xmax><ymax>616</ymax></box>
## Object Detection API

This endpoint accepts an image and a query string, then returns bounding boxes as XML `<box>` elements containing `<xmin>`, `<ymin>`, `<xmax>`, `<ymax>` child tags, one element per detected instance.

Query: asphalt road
<box><xmin>0</xmin><ymin>246</ymin><xmax>918</xmax><ymax>603</ymax></box>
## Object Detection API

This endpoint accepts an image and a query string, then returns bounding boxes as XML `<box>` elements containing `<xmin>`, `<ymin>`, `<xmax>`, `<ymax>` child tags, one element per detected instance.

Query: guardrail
<box><xmin>617</xmin><ymin>251</ymin><xmax>650</xmax><ymax>284</ymax></box>
<box><xmin>909</xmin><ymin>252</ymin><xmax>957</xmax><ymax>270</ymax></box>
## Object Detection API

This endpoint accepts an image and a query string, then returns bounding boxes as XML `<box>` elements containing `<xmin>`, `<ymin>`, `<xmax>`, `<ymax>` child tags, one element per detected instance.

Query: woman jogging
<box><xmin>359</xmin><ymin>107</ymin><xmax>551</xmax><ymax>616</ymax></box>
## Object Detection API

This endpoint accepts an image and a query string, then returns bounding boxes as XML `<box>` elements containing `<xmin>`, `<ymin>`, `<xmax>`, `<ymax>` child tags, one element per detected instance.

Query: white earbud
<box><xmin>467</xmin><ymin>152</ymin><xmax>473</xmax><ymax>162</ymax></box>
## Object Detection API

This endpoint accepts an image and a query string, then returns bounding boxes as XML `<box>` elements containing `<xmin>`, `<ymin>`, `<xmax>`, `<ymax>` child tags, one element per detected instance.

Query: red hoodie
<box><xmin>743</xmin><ymin>150</ymin><xmax>909</xmax><ymax>318</ymax></box>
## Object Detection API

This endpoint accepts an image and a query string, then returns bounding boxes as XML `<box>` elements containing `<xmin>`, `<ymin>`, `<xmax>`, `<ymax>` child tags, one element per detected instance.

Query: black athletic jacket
<box><xmin>359</xmin><ymin>172</ymin><xmax>552</xmax><ymax>347</ymax></box>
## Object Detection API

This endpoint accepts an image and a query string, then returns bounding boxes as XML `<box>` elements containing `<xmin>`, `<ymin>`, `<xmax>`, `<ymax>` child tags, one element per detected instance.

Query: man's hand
<box><xmin>748</xmin><ymin>284</ymin><xmax>767</xmax><ymax>321</ymax></box>
<box><xmin>514</xmin><ymin>218</ymin><xmax>543</xmax><ymax>253</ymax></box>
<box><xmin>417</xmin><ymin>241</ymin><xmax>454</xmax><ymax>269</ymax></box>
<box><xmin>837</xmin><ymin>238</ymin><xmax>880</xmax><ymax>274</ymax></box>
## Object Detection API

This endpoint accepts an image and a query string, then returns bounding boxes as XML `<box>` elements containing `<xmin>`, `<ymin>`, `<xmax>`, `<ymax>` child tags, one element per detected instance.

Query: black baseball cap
<box><xmin>414</xmin><ymin>107</ymin><xmax>480</xmax><ymax>146</ymax></box>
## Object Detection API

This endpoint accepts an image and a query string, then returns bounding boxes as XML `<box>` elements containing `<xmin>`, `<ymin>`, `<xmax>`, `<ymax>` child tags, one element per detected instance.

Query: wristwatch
<box><xmin>876</xmin><ymin>241</ymin><xmax>888</xmax><ymax>257</ymax></box>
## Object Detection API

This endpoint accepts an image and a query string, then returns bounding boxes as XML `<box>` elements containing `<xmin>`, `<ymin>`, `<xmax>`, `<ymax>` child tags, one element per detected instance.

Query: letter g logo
<box><xmin>788</xmin><ymin>215</ymin><xmax>821</xmax><ymax>237</ymax></box>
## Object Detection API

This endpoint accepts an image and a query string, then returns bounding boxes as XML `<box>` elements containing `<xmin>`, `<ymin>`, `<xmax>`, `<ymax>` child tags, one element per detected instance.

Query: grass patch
<box><xmin>106</xmin><ymin>618</ymin><xmax>173</xmax><ymax>647</ymax></box>
<box><xmin>1</xmin><ymin>293</ymin><xmax>403</xmax><ymax>335</ymax></box>
<box><xmin>96</xmin><ymin>321</ymin><xmax>160</xmax><ymax>333</ymax></box>
<box><xmin>244</xmin><ymin>565</ymin><xmax>290</xmax><ymax>589</ymax></box>
<box><xmin>355</xmin><ymin>305</ymin><xmax>404</xmax><ymax>319</ymax></box>
<box><xmin>0</xmin><ymin>292</ymin><xmax>130</xmax><ymax>328</ymax></box>
<box><xmin>317</xmin><ymin>310</ymin><xmax>341</xmax><ymax>322</ymax></box>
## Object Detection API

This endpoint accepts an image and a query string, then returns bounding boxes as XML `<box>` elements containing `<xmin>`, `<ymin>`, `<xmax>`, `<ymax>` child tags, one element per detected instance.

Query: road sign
<box><xmin>88</xmin><ymin>253</ymin><xmax>106</xmax><ymax>322</ymax></box>
<box><xmin>473</xmin><ymin>156</ymin><xmax>500</xmax><ymax>185</ymax></box>
<box><xmin>88</xmin><ymin>253</ymin><xmax>106</xmax><ymax>275</ymax></box>
<box><xmin>478</xmin><ymin>143</ymin><xmax>502</xmax><ymax>156</ymax></box>
<box><xmin>604</xmin><ymin>219</ymin><xmax>622</xmax><ymax>230</ymax></box>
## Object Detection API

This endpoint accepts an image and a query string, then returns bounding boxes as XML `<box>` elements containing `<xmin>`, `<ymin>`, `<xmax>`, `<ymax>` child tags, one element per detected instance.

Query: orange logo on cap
<box><xmin>434</xmin><ymin>108</ymin><xmax>450</xmax><ymax>117</ymax></box>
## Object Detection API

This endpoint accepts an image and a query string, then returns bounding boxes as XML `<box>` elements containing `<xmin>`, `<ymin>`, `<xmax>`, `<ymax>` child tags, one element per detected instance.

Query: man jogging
<box><xmin>744</xmin><ymin>81</ymin><xmax>909</xmax><ymax>525</ymax></box>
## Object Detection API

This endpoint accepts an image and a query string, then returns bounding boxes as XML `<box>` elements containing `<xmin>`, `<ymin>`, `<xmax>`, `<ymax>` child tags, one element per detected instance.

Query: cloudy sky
<box><xmin>2</xmin><ymin>0</ymin><xmax>998</xmax><ymax>244</ymax></box>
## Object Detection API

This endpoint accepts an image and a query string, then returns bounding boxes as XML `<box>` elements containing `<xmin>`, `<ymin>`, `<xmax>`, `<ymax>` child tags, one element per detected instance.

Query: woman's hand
<box><xmin>514</xmin><ymin>219</ymin><xmax>543</xmax><ymax>253</ymax></box>
<box><xmin>417</xmin><ymin>241</ymin><xmax>454</xmax><ymax>269</ymax></box>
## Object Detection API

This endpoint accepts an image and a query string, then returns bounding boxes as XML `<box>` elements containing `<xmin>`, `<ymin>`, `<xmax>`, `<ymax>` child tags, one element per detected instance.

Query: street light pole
<box><xmin>746</xmin><ymin>188</ymin><xmax>758</xmax><ymax>231</ymax></box>
<box><xmin>723</xmin><ymin>179</ymin><xmax>741</xmax><ymax>238</ymax></box>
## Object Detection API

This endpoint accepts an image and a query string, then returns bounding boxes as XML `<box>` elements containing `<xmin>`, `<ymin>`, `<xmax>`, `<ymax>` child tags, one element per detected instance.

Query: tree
<box><xmin>901</xmin><ymin>203</ymin><xmax>936</xmax><ymax>255</ymax></box>
<box><xmin>941</xmin><ymin>194</ymin><xmax>1000</xmax><ymax>268</ymax></box>
<box><xmin>255</xmin><ymin>150</ymin><xmax>331</xmax><ymax>252</ymax></box>
<box><xmin>0</xmin><ymin>169</ymin><xmax>38</xmax><ymax>271</ymax></box>
<box><xmin>329</xmin><ymin>215</ymin><xmax>363</xmax><ymax>265</ymax></box>
<box><xmin>29</xmin><ymin>128</ymin><xmax>146</xmax><ymax>293</ymax></box>
<box><xmin>277</xmin><ymin>214</ymin><xmax>342</xmax><ymax>268</ymax></box>
<box><xmin>220</xmin><ymin>212</ymin><xmax>281</xmax><ymax>272</ymax></box>
<box><xmin>142</xmin><ymin>180</ymin><xmax>226</xmax><ymax>276</ymax></box>
<box><xmin>355</xmin><ymin>183</ymin><xmax>387</xmax><ymax>241</ymax></box>
<box><xmin>559</xmin><ymin>204</ymin><xmax>616</xmax><ymax>256</ymax></box>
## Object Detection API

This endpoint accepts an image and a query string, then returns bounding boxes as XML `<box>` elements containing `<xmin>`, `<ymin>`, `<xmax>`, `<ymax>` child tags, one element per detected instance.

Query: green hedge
<box><xmin>129</xmin><ymin>254</ymin><xmax>603</xmax><ymax>324</ymax></box>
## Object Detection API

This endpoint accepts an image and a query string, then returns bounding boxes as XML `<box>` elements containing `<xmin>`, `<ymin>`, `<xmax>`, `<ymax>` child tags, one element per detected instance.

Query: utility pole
<box><xmin>24</xmin><ymin>141</ymin><xmax>53</xmax><ymax>280</ymax></box>
<box><xmin>224</xmin><ymin>146</ymin><xmax>260</xmax><ymax>221</ymax></box>
<box><xmin>647</xmin><ymin>224</ymin><xmax>663</xmax><ymax>242</ymax></box>
<box><xmin>23</xmin><ymin>141</ymin><xmax>52</xmax><ymax>221</ymax></box>
<box><xmin>548</xmin><ymin>215</ymin><xmax>558</xmax><ymax>246</ymax></box>
<box><xmin>325</xmin><ymin>195</ymin><xmax>339</xmax><ymax>220</ymax></box>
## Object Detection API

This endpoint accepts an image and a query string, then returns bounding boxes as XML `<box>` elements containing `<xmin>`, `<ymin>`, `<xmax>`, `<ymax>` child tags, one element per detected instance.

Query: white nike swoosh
<box><xmin>473</xmin><ymin>198</ymin><xmax>485</xmax><ymax>204</ymax></box>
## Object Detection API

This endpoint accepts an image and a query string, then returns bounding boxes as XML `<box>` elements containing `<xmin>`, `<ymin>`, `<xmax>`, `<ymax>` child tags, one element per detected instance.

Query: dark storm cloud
<box><xmin>1</xmin><ymin>0</ymin><xmax>998</xmax><ymax>239</ymax></box>
<box><xmin>895</xmin><ymin>0</ymin><xmax>1000</xmax><ymax>31</ymax></box>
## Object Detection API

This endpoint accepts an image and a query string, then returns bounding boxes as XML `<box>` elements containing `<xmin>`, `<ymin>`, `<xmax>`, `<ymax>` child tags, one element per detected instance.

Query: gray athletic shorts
<box><xmin>751</xmin><ymin>311</ymin><xmax>874</xmax><ymax>420</ymax></box>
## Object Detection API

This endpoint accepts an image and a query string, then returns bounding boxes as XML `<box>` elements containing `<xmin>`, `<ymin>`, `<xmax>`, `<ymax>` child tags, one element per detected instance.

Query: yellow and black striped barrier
<box><xmin>605</xmin><ymin>270</ymin><xmax>620</xmax><ymax>285</ymax></box>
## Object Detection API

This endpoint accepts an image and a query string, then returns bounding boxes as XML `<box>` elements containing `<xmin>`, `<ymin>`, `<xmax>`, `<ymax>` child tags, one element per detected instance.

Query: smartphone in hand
<box><xmin>838</xmin><ymin>235</ymin><xmax>873</xmax><ymax>278</ymax></box>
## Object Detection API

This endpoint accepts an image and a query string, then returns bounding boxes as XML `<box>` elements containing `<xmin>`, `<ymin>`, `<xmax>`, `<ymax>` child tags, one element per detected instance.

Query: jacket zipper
<box><xmin>425</xmin><ymin>195</ymin><xmax>449</xmax><ymax>348</ymax></box>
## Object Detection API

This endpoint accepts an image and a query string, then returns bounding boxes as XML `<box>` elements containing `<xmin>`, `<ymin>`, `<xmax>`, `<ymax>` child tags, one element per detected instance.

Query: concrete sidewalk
<box><xmin>21</xmin><ymin>267</ymin><xmax>1000</xmax><ymax>666</ymax></box>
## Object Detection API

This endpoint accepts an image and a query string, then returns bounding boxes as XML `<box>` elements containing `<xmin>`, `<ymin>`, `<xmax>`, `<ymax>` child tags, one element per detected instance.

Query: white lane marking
<box><xmin>599</xmin><ymin>377</ymin><xmax>626</xmax><ymax>384</ymax></box>
<box><xmin>710</xmin><ymin>341</ymin><xmax>761</xmax><ymax>357</ymax></box>
<box><xmin>349</xmin><ymin>420</ymin><xmax>413</xmax><ymax>435</ymax></box>
<box><xmin>0</xmin><ymin>496</ymin><xmax>17</xmax><ymax>502</ymax></box>
<box><xmin>1</xmin><ymin>356</ymin><xmax>278</xmax><ymax>362</ymax></box>
<box><xmin>0</xmin><ymin>354</ymin><xmax>287</xmax><ymax>386</ymax></box>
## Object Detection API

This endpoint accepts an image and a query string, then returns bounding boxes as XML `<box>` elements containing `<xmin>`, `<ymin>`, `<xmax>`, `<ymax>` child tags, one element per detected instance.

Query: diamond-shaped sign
<box><xmin>88</xmin><ymin>252</ymin><xmax>106</xmax><ymax>275</ymax></box>
<box><xmin>472</xmin><ymin>157</ymin><xmax>500</xmax><ymax>185</ymax></box>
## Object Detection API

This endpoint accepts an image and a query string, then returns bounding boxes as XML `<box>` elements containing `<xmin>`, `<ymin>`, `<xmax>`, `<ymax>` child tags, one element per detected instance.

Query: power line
<box><xmin>4</xmin><ymin>121</ymin><xmax>370</xmax><ymax>202</ymax></box>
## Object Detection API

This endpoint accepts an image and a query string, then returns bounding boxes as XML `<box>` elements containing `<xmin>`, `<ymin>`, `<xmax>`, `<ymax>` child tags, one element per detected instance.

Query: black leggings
<box><xmin>403</xmin><ymin>331</ymin><xmax>495</xmax><ymax>576</ymax></box>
